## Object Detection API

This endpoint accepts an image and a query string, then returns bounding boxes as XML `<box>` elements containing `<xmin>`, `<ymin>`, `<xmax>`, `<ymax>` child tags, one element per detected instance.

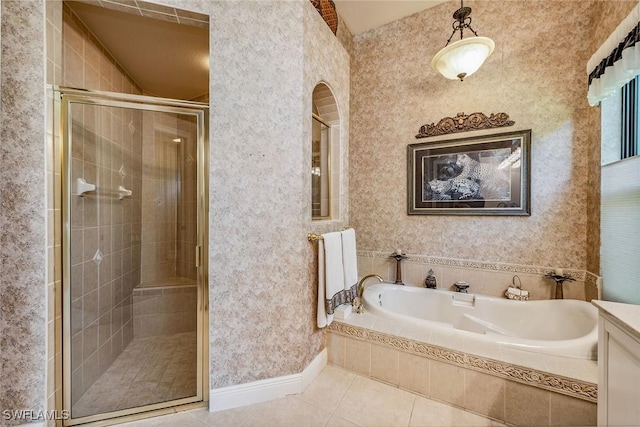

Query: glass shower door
<box><xmin>60</xmin><ymin>90</ymin><xmax>208</xmax><ymax>424</ymax></box>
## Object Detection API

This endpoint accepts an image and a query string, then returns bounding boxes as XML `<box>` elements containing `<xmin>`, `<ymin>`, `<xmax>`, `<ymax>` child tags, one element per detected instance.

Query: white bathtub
<box><xmin>362</xmin><ymin>283</ymin><xmax>598</xmax><ymax>360</ymax></box>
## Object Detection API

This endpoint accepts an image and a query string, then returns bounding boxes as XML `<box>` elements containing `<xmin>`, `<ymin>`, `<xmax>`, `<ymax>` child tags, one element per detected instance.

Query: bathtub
<box><xmin>362</xmin><ymin>283</ymin><xmax>598</xmax><ymax>360</ymax></box>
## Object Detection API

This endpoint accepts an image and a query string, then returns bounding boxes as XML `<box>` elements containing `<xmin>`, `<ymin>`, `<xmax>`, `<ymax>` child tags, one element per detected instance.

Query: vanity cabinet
<box><xmin>594</xmin><ymin>301</ymin><xmax>640</xmax><ymax>426</ymax></box>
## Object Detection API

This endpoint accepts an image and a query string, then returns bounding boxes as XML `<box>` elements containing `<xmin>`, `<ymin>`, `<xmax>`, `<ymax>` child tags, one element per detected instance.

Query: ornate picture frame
<box><xmin>407</xmin><ymin>130</ymin><xmax>531</xmax><ymax>216</ymax></box>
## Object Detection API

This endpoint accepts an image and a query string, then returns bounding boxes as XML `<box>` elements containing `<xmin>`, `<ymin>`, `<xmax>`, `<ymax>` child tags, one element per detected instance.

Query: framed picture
<box><xmin>407</xmin><ymin>130</ymin><xmax>531</xmax><ymax>216</ymax></box>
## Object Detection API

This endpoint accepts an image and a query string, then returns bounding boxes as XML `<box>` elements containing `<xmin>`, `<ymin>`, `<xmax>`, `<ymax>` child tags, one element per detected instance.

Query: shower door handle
<box><xmin>195</xmin><ymin>245</ymin><xmax>201</xmax><ymax>268</ymax></box>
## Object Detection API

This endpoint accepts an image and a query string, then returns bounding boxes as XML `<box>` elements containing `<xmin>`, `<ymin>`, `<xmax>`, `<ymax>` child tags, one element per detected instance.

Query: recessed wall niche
<box><xmin>311</xmin><ymin>83</ymin><xmax>340</xmax><ymax>220</ymax></box>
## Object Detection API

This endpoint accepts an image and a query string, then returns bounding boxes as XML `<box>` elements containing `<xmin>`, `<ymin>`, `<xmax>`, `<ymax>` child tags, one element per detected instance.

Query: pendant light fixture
<box><xmin>431</xmin><ymin>0</ymin><xmax>495</xmax><ymax>81</ymax></box>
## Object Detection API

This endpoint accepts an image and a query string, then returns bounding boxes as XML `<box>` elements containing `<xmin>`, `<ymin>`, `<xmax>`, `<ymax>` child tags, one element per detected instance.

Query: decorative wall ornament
<box><xmin>310</xmin><ymin>0</ymin><xmax>338</xmax><ymax>35</ymax></box>
<box><xmin>328</xmin><ymin>322</ymin><xmax>597</xmax><ymax>402</ymax></box>
<box><xmin>415</xmin><ymin>112</ymin><xmax>515</xmax><ymax>139</ymax></box>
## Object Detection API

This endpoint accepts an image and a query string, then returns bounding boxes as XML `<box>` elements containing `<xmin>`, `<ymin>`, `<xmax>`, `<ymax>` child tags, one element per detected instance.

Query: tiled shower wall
<box><xmin>68</xmin><ymin>102</ymin><xmax>143</xmax><ymax>405</ymax></box>
<box><xmin>177</xmin><ymin>116</ymin><xmax>198</xmax><ymax>280</ymax></box>
<box><xmin>62</xmin><ymin>5</ymin><xmax>144</xmax><ymax>405</ymax></box>
<box><xmin>140</xmin><ymin>112</ymin><xmax>197</xmax><ymax>285</ymax></box>
<box><xmin>140</xmin><ymin>112</ymin><xmax>180</xmax><ymax>285</ymax></box>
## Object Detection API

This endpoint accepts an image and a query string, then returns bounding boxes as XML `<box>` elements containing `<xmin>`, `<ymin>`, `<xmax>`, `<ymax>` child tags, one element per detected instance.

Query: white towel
<box><xmin>341</xmin><ymin>228</ymin><xmax>358</xmax><ymax>293</ymax></box>
<box><xmin>317</xmin><ymin>232</ymin><xmax>344</xmax><ymax>328</ymax></box>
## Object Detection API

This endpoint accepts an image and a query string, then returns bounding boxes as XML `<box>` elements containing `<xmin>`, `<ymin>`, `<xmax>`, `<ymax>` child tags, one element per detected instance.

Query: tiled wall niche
<box><xmin>327</xmin><ymin>326</ymin><xmax>597</xmax><ymax>426</ymax></box>
<box><xmin>358</xmin><ymin>251</ymin><xmax>599</xmax><ymax>302</ymax></box>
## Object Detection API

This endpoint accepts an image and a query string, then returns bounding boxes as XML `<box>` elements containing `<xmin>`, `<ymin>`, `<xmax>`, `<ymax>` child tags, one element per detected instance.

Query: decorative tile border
<box><xmin>357</xmin><ymin>250</ymin><xmax>588</xmax><ymax>281</ymax></box>
<box><xmin>328</xmin><ymin>322</ymin><xmax>597</xmax><ymax>402</ymax></box>
<box><xmin>585</xmin><ymin>271</ymin><xmax>601</xmax><ymax>289</ymax></box>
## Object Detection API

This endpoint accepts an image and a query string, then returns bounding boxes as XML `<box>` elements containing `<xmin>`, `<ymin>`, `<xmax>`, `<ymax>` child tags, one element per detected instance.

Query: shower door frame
<box><xmin>57</xmin><ymin>87</ymin><xmax>209</xmax><ymax>426</ymax></box>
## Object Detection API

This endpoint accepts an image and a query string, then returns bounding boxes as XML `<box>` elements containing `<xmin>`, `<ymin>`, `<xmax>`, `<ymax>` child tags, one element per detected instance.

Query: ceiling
<box><xmin>65</xmin><ymin>1</ymin><xmax>444</xmax><ymax>100</ymax></box>
<box><xmin>66</xmin><ymin>1</ymin><xmax>209</xmax><ymax>100</ymax></box>
<box><xmin>335</xmin><ymin>0</ymin><xmax>446</xmax><ymax>34</ymax></box>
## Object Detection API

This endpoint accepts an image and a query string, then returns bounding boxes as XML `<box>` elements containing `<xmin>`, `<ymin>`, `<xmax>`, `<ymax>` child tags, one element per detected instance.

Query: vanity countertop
<box><xmin>592</xmin><ymin>300</ymin><xmax>640</xmax><ymax>341</ymax></box>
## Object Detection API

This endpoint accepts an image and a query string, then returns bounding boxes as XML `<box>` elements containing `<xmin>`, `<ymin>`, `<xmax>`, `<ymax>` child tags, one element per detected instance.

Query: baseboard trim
<box><xmin>209</xmin><ymin>348</ymin><xmax>327</xmax><ymax>412</ymax></box>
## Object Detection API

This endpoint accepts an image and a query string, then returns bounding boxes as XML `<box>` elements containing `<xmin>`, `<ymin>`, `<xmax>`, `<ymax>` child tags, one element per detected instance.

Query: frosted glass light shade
<box><xmin>431</xmin><ymin>36</ymin><xmax>495</xmax><ymax>81</ymax></box>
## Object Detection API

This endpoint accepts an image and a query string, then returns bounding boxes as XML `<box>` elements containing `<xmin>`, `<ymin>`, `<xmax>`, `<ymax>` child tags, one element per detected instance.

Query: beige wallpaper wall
<box><xmin>350</xmin><ymin>0</ymin><xmax>617</xmax><ymax>271</ymax></box>
<box><xmin>304</xmin><ymin>0</ymin><xmax>351</xmax><ymax>373</ymax></box>
<box><xmin>1</xmin><ymin>0</ymin><xmax>47</xmax><ymax>418</ymax></box>
<box><xmin>208</xmin><ymin>0</ymin><xmax>350</xmax><ymax>389</ymax></box>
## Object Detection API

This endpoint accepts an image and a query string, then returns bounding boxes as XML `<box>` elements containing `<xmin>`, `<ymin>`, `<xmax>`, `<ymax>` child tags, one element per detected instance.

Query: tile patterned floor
<box><xmin>74</xmin><ymin>332</ymin><xmax>197</xmax><ymax>418</ymax></box>
<box><xmin>119</xmin><ymin>365</ymin><xmax>507</xmax><ymax>427</ymax></box>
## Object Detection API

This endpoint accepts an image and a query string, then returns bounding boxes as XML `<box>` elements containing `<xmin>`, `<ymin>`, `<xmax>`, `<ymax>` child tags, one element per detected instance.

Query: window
<box><xmin>311</xmin><ymin>114</ymin><xmax>330</xmax><ymax>218</ymax></box>
<box><xmin>601</xmin><ymin>75</ymin><xmax>640</xmax><ymax>165</ymax></box>
<box><xmin>600</xmin><ymin>74</ymin><xmax>640</xmax><ymax>305</ymax></box>
<box><xmin>311</xmin><ymin>83</ymin><xmax>339</xmax><ymax>220</ymax></box>
<box><xmin>621</xmin><ymin>75</ymin><xmax>639</xmax><ymax>159</ymax></box>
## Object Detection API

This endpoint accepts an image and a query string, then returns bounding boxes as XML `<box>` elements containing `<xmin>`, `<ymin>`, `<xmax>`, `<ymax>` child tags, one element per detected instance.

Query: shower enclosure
<box><xmin>58</xmin><ymin>88</ymin><xmax>208</xmax><ymax>424</ymax></box>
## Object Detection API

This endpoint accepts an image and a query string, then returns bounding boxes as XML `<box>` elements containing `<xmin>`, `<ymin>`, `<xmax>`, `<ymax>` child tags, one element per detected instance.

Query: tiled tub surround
<box><xmin>133</xmin><ymin>279</ymin><xmax>197</xmax><ymax>338</ymax></box>
<box><xmin>357</xmin><ymin>251</ymin><xmax>600</xmax><ymax>302</ymax></box>
<box><xmin>327</xmin><ymin>317</ymin><xmax>597</xmax><ymax>426</ymax></box>
<box><xmin>333</xmin><ymin>253</ymin><xmax>600</xmax><ymax>426</ymax></box>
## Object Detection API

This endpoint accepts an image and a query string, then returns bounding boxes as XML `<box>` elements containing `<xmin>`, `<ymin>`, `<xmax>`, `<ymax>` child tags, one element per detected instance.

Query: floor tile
<box><xmin>297</xmin><ymin>365</ymin><xmax>356</xmax><ymax>413</ymax></box>
<box><xmin>100</xmin><ymin>365</ymin><xmax>502</xmax><ymax>427</ymax></box>
<box><xmin>409</xmin><ymin>396</ymin><xmax>492</xmax><ymax>427</ymax></box>
<box><xmin>240</xmin><ymin>396</ymin><xmax>331</xmax><ymax>427</ymax></box>
<box><xmin>334</xmin><ymin>375</ymin><xmax>415</xmax><ymax>427</ymax></box>
<box><xmin>192</xmin><ymin>406</ymin><xmax>249</xmax><ymax>426</ymax></box>
<box><xmin>324</xmin><ymin>415</ymin><xmax>360</xmax><ymax>427</ymax></box>
<box><xmin>155</xmin><ymin>411</ymin><xmax>206</xmax><ymax>427</ymax></box>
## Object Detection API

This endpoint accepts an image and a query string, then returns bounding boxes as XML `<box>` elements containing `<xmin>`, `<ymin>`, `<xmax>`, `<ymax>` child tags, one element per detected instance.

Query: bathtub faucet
<box><xmin>454</xmin><ymin>281</ymin><xmax>470</xmax><ymax>293</ymax></box>
<box><xmin>352</xmin><ymin>274</ymin><xmax>384</xmax><ymax>314</ymax></box>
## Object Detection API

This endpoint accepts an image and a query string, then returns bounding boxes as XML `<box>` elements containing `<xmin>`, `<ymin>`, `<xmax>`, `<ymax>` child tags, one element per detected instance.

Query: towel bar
<box><xmin>307</xmin><ymin>227</ymin><xmax>353</xmax><ymax>242</ymax></box>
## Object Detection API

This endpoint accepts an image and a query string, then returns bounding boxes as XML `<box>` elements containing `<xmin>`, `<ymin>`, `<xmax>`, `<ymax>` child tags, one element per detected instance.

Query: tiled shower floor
<box><xmin>73</xmin><ymin>332</ymin><xmax>197</xmax><ymax>418</ymax></box>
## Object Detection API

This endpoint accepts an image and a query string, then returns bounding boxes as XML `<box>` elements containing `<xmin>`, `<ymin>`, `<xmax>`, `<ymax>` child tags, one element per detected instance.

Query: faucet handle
<box><xmin>424</xmin><ymin>269</ymin><xmax>437</xmax><ymax>288</ymax></box>
<box><xmin>454</xmin><ymin>281</ymin><xmax>469</xmax><ymax>293</ymax></box>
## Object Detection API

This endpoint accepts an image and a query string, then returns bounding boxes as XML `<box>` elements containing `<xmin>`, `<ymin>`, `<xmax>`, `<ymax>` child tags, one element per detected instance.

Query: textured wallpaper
<box><xmin>303</xmin><ymin>0</ymin><xmax>351</xmax><ymax>375</ymax></box>
<box><xmin>0</xmin><ymin>0</ymin><xmax>47</xmax><ymax>419</ymax></box>
<box><xmin>208</xmin><ymin>0</ymin><xmax>350</xmax><ymax>389</ymax></box>
<box><xmin>350</xmin><ymin>0</ymin><xmax>611</xmax><ymax>271</ymax></box>
<box><xmin>6</xmin><ymin>1</ymin><xmax>635</xmax><ymax>420</ymax></box>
